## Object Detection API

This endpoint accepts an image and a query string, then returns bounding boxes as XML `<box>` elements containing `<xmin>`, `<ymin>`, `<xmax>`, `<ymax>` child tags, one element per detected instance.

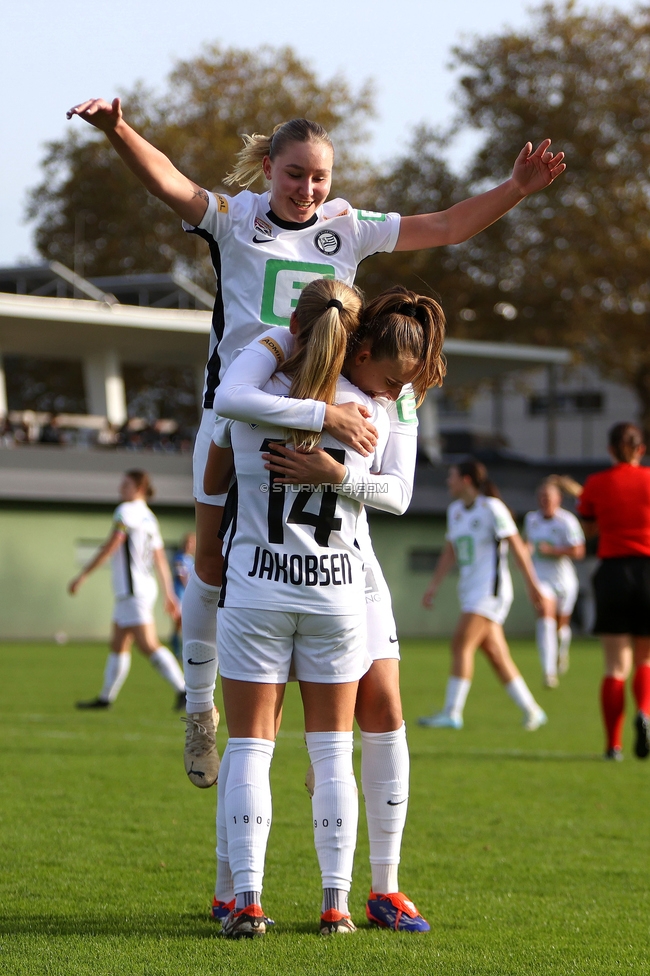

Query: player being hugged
<box><xmin>68</xmin><ymin>470</ymin><xmax>185</xmax><ymax>710</ymax></box>
<box><xmin>66</xmin><ymin>97</ymin><xmax>567</xmax><ymax>791</ymax></box>
<box><xmin>524</xmin><ymin>476</ymin><xmax>585</xmax><ymax>687</ymax></box>
<box><xmin>420</xmin><ymin>460</ymin><xmax>547</xmax><ymax>731</ymax></box>
<box><xmin>207</xmin><ymin>283</ymin><xmax>445</xmax><ymax>932</ymax></box>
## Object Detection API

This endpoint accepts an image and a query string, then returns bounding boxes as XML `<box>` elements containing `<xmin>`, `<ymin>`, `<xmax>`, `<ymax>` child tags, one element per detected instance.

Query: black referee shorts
<box><xmin>593</xmin><ymin>557</ymin><xmax>650</xmax><ymax>636</ymax></box>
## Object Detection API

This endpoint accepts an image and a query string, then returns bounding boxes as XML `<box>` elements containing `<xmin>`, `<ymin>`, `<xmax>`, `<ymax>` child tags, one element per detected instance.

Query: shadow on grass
<box><xmin>0</xmin><ymin>913</ymin><xmax>364</xmax><ymax>939</ymax></box>
<box><xmin>411</xmin><ymin>747</ymin><xmax>604</xmax><ymax>763</ymax></box>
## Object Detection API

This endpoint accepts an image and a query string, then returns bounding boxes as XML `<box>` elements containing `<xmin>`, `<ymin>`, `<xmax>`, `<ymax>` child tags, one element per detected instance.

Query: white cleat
<box><xmin>183</xmin><ymin>706</ymin><xmax>220</xmax><ymax>787</ymax></box>
<box><xmin>544</xmin><ymin>674</ymin><xmax>559</xmax><ymax>689</ymax></box>
<box><xmin>418</xmin><ymin>711</ymin><xmax>463</xmax><ymax>729</ymax></box>
<box><xmin>523</xmin><ymin>707</ymin><xmax>548</xmax><ymax>731</ymax></box>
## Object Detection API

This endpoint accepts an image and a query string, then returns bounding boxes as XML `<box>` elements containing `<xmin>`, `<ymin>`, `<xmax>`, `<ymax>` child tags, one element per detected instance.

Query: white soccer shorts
<box><xmin>217</xmin><ymin>607</ymin><xmax>371</xmax><ymax>684</ymax></box>
<box><xmin>364</xmin><ymin>555</ymin><xmax>400</xmax><ymax>660</ymax></box>
<box><xmin>193</xmin><ymin>407</ymin><xmax>229</xmax><ymax>507</ymax></box>
<box><xmin>538</xmin><ymin>577</ymin><xmax>579</xmax><ymax>617</ymax></box>
<box><xmin>112</xmin><ymin>594</ymin><xmax>156</xmax><ymax>628</ymax></box>
<box><xmin>460</xmin><ymin>592</ymin><xmax>514</xmax><ymax>626</ymax></box>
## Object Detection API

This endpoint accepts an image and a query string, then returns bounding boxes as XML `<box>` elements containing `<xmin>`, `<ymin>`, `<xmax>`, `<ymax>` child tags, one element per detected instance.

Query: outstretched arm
<box><xmin>395</xmin><ymin>139</ymin><xmax>566</xmax><ymax>251</ymax></box>
<box><xmin>66</xmin><ymin>97</ymin><xmax>209</xmax><ymax>225</ymax></box>
<box><xmin>422</xmin><ymin>541</ymin><xmax>456</xmax><ymax>609</ymax></box>
<box><xmin>68</xmin><ymin>528</ymin><xmax>124</xmax><ymax>594</ymax></box>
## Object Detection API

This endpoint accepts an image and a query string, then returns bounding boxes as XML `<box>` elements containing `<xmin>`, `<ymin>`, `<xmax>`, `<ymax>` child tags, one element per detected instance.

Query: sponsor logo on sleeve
<box><xmin>258</xmin><ymin>336</ymin><xmax>285</xmax><ymax>365</ymax></box>
<box><xmin>314</xmin><ymin>230</ymin><xmax>342</xmax><ymax>255</ymax></box>
<box><xmin>357</xmin><ymin>209</ymin><xmax>387</xmax><ymax>222</ymax></box>
<box><xmin>254</xmin><ymin>216</ymin><xmax>273</xmax><ymax>236</ymax></box>
<box><xmin>215</xmin><ymin>194</ymin><xmax>229</xmax><ymax>214</ymax></box>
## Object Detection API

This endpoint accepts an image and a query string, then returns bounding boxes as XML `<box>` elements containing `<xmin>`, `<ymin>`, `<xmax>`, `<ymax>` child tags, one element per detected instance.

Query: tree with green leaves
<box><xmin>27</xmin><ymin>44</ymin><xmax>374</xmax><ymax>287</ymax></box>
<box><xmin>361</xmin><ymin>3</ymin><xmax>650</xmax><ymax>432</ymax></box>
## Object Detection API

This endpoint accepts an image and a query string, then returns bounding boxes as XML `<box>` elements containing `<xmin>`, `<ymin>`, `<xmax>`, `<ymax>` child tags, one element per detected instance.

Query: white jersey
<box><xmin>213</xmin><ymin>326</ymin><xmax>418</xmax><ymax>515</ymax></box>
<box><xmin>446</xmin><ymin>496</ymin><xmax>518</xmax><ymax>609</ymax></box>
<box><xmin>110</xmin><ymin>499</ymin><xmax>163</xmax><ymax>600</ymax></box>
<box><xmin>524</xmin><ymin>508</ymin><xmax>584</xmax><ymax>591</ymax></box>
<box><xmin>184</xmin><ymin>190</ymin><xmax>401</xmax><ymax>407</ymax></box>
<box><xmin>217</xmin><ymin>374</ymin><xmax>389</xmax><ymax>614</ymax></box>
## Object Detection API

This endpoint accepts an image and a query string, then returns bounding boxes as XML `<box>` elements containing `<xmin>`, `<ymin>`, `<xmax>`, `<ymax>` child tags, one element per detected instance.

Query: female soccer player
<box><xmin>524</xmin><ymin>477</ymin><xmax>585</xmax><ymax>687</ymax></box>
<box><xmin>420</xmin><ymin>460</ymin><xmax>547</xmax><ymax>730</ymax></box>
<box><xmin>69</xmin><ymin>470</ymin><xmax>185</xmax><ymax>709</ymax></box>
<box><xmin>578</xmin><ymin>423</ymin><xmax>650</xmax><ymax>761</ymax></box>
<box><xmin>209</xmin><ymin>277</ymin><xmax>412</xmax><ymax>936</ymax></box>
<box><xmin>208</xmin><ymin>284</ymin><xmax>445</xmax><ymax>933</ymax></box>
<box><xmin>66</xmin><ymin>98</ymin><xmax>566</xmax><ymax>782</ymax></box>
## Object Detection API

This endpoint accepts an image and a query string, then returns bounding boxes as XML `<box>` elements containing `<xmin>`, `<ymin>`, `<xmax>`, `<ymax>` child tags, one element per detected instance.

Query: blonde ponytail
<box><xmin>544</xmin><ymin>475</ymin><xmax>583</xmax><ymax>498</ymax></box>
<box><xmin>282</xmin><ymin>279</ymin><xmax>363</xmax><ymax>449</ymax></box>
<box><xmin>224</xmin><ymin>119</ymin><xmax>334</xmax><ymax>189</ymax></box>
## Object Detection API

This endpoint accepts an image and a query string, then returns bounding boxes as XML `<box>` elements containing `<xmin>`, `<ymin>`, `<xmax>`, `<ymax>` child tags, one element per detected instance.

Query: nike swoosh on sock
<box><xmin>187</xmin><ymin>658</ymin><xmax>216</xmax><ymax>665</ymax></box>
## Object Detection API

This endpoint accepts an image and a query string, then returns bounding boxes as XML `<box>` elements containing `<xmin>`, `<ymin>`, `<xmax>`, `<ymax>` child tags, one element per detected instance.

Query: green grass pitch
<box><xmin>0</xmin><ymin>637</ymin><xmax>647</xmax><ymax>975</ymax></box>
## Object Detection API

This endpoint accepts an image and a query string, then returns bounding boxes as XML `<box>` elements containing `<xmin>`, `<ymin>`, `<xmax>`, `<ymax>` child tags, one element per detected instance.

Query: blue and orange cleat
<box><xmin>365</xmin><ymin>891</ymin><xmax>430</xmax><ymax>932</ymax></box>
<box><xmin>211</xmin><ymin>896</ymin><xmax>235</xmax><ymax>921</ymax></box>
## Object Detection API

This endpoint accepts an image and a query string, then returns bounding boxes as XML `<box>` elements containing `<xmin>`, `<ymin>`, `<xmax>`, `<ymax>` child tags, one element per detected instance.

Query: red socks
<box><xmin>632</xmin><ymin>664</ymin><xmax>650</xmax><ymax>716</ymax></box>
<box><xmin>601</xmin><ymin>677</ymin><xmax>625</xmax><ymax>752</ymax></box>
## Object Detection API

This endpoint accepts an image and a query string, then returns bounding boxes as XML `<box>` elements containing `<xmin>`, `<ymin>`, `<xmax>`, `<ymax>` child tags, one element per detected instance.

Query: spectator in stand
<box><xmin>578</xmin><ymin>422</ymin><xmax>650</xmax><ymax>760</ymax></box>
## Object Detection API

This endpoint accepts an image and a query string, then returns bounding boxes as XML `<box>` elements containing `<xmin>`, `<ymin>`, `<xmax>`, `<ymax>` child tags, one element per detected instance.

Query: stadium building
<box><xmin>0</xmin><ymin>263</ymin><xmax>631</xmax><ymax>641</ymax></box>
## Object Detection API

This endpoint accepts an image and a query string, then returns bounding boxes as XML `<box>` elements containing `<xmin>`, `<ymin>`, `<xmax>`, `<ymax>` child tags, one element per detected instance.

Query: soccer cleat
<box><xmin>319</xmin><ymin>909</ymin><xmax>357</xmax><ymax>935</ymax></box>
<box><xmin>523</xmin><ymin>707</ymin><xmax>548</xmax><ymax>731</ymax></box>
<box><xmin>418</xmin><ymin>711</ymin><xmax>463</xmax><ymax>729</ymax></box>
<box><xmin>305</xmin><ymin>763</ymin><xmax>315</xmax><ymax>798</ymax></box>
<box><xmin>76</xmin><ymin>697</ymin><xmax>110</xmax><ymax>709</ymax></box>
<box><xmin>558</xmin><ymin>648</ymin><xmax>570</xmax><ymax>675</ymax></box>
<box><xmin>182</xmin><ymin>707</ymin><xmax>220</xmax><ymax>788</ymax></box>
<box><xmin>211</xmin><ymin>896</ymin><xmax>236</xmax><ymax>921</ymax></box>
<box><xmin>544</xmin><ymin>674</ymin><xmax>559</xmax><ymax>689</ymax></box>
<box><xmin>221</xmin><ymin>903</ymin><xmax>267</xmax><ymax>938</ymax></box>
<box><xmin>604</xmin><ymin>747</ymin><xmax>623</xmax><ymax>761</ymax></box>
<box><xmin>174</xmin><ymin>690</ymin><xmax>186</xmax><ymax>712</ymax></box>
<box><xmin>634</xmin><ymin>712</ymin><xmax>650</xmax><ymax>759</ymax></box>
<box><xmin>365</xmin><ymin>891</ymin><xmax>430</xmax><ymax>932</ymax></box>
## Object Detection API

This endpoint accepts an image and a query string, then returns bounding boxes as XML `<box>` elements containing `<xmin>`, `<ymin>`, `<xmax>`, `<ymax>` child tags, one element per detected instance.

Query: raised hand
<box><xmin>66</xmin><ymin>97</ymin><xmax>122</xmax><ymax>132</ymax></box>
<box><xmin>511</xmin><ymin>139</ymin><xmax>566</xmax><ymax>196</ymax></box>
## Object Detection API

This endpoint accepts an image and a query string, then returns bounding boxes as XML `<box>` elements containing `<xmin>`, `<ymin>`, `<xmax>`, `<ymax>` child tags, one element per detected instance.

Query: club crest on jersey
<box><xmin>314</xmin><ymin>230</ymin><xmax>341</xmax><ymax>255</ymax></box>
<box><xmin>254</xmin><ymin>216</ymin><xmax>273</xmax><ymax>236</ymax></box>
<box><xmin>215</xmin><ymin>194</ymin><xmax>229</xmax><ymax>213</ymax></box>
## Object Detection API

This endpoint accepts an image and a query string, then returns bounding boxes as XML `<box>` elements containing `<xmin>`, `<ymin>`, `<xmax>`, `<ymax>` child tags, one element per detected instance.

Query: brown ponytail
<box><xmin>456</xmin><ymin>458</ymin><xmax>501</xmax><ymax>500</ymax></box>
<box><xmin>125</xmin><ymin>469</ymin><xmax>154</xmax><ymax>500</ymax></box>
<box><xmin>608</xmin><ymin>422</ymin><xmax>645</xmax><ymax>463</ymax></box>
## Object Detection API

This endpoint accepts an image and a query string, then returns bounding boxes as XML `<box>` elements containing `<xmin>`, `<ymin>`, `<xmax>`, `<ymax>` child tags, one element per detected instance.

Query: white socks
<box><xmin>99</xmin><ymin>651</ymin><xmax>131</xmax><ymax>703</ymax></box>
<box><xmin>181</xmin><ymin>569</ymin><xmax>220</xmax><ymax>713</ymax></box>
<box><xmin>305</xmin><ymin>731</ymin><xmax>358</xmax><ymax>893</ymax></box>
<box><xmin>149</xmin><ymin>646</ymin><xmax>185</xmax><ymax>694</ymax></box>
<box><xmin>361</xmin><ymin>723</ymin><xmax>409</xmax><ymax>895</ymax></box>
<box><xmin>536</xmin><ymin>617</ymin><xmax>558</xmax><ymax>678</ymax></box>
<box><xmin>224</xmin><ymin>737</ymin><xmax>275</xmax><ymax>895</ymax></box>
<box><xmin>215</xmin><ymin>742</ymin><xmax>235</xmax><ymax>903</ymax></box>
<box><xmin>506</xmin><ymin>675</ymin><xmax>539</xmax><ymax>715</ymax></box>
<box><xmin>444</xmin><ymin>676</ymin><xmax>472</xmax><ymax>721</ymax></box>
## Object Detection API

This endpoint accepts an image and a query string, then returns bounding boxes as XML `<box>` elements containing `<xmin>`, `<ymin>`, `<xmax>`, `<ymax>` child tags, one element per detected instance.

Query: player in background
<box><xmin>69</xmin><ymin>470</ymin><xmax>185</xmax><ymax>710</ymax></box>
<box><xmin>524</xmin><ymin>477</ymin><xmax>585</xmax><ymax>687</ymax></box>
<box><xmin>578</xmin><ymin>423</ymin><xmax>650</xmax><ymax>760</ymax></box>
<box><xmin>170</xmin><ymin>533</ymin><xmax>196</xmax><ymax>660</ymax></box>
<box><xmin>207</xmin><ymin>278</ymin><xmax>400</xmax><ymax>937</ymax></box>
<box><xmin>66</xmin><ymin>97</ymin><xmax>566</xmax><ymax>786</ymax></box>
<box><xmin>420</xmin><ymin>460</ymin><xmax>547</xmax><ymax>730</ymax></box>
<box><xmin>207</xmin><ymin>284</ymin><xmax>445</xmax><ymax>933</ymax></box>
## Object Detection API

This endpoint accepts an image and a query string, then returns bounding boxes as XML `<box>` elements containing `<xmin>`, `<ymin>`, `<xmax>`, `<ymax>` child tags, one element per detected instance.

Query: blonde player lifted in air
<box><xmin>66</xmin><ymin>96</ymin><xmax>565</xmax><ymax>930</ymax></box>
